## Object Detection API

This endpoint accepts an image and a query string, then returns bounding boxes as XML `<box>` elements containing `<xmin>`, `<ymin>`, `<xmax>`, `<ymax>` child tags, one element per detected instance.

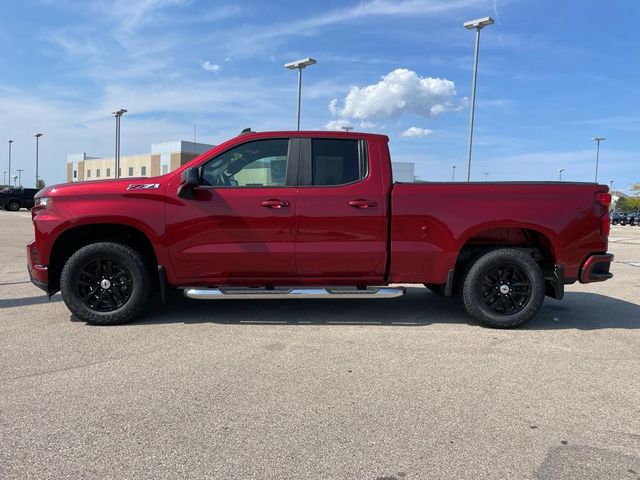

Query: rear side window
<box><xmin>311</xmin><ymin>139</ymin><xmax>366</xmax><ymax>186</ymax></box>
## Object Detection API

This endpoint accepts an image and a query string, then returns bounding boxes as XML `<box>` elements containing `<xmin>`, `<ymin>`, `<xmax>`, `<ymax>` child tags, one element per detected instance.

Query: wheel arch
<box><xmin>457</xmin><ymin>225</ymin><xmax>557</xmax><ymax>262</ymax></box>
<box><xmin>445</xmin><ymin>224</ymin><xmax>560</xmax><ymax>297</ymax></box>
<box><xmin>48</xmin><ymin>223</ymin><xmax>159</xmax><ymax>294</ymax></box>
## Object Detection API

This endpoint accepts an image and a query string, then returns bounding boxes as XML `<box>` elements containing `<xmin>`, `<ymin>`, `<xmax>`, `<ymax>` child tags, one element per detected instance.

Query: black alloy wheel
<box><xmin>462</xmin><ymin>248</ymin><xmax>545</xmax><ymax>328</ymax></box>
<box><xmin>478</xmin><ymin>263</ymin><xmax>532</xmax><ymax>316</ymax></box>
<box><xmin>77</xmin><ymin>258</ymin><xmax>133</xmax><ymax>312</ymax></box>
<box><xmin>60</xmin><ymin>242</ymin><xmax>153</xmax><ymax>325</ymax></box>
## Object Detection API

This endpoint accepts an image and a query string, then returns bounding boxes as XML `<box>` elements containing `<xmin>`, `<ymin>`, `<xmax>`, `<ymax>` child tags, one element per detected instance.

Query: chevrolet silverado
<box><xmin>28</xmin><ymin>130</ymin><xmax>613</xmax><ymax>328</ymax></box>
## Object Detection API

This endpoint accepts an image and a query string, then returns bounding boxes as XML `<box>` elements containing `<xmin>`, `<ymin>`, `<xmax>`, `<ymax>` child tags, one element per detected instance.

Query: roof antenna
<box><xmin>240</xmin><ymin>127</ymin><xmax>253</xmax><ymax>135</ymax></box>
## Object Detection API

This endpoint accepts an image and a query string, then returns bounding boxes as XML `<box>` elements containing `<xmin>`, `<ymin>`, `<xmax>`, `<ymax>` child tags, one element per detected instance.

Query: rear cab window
<box><xmin>302</xmin><ymin>138</ymin><xmax>368</xmax><ymax>186</ymax></box>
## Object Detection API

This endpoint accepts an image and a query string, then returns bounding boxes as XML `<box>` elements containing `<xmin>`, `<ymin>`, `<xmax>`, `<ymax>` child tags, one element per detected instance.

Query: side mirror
<box><xmin>177</xmin><ymin>167</ymin><xmax>200</xmax><ymax>198</ymax></box>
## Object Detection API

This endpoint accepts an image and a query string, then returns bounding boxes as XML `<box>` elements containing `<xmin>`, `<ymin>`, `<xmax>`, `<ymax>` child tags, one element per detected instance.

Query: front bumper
<box><xmin>27</xmin><ymin>240</ymin><xmax>49</xmax><ymax>292</ymax></box>
<box><xmin>579</xmin><ymin>253</ymin><xmax>614</xmax><ymax>284</ymax></box>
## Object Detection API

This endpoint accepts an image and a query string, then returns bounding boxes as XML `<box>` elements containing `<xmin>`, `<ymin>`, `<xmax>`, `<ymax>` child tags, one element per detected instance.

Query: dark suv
<box><xmin>612</xmin><ymin>211</ymin><xmax>640</xmax><ymax>226</ymax></box>
<box><xmin>0</xmin><ymin>187</ymin><xmax>39</xmax><ymax>211</ymax></box>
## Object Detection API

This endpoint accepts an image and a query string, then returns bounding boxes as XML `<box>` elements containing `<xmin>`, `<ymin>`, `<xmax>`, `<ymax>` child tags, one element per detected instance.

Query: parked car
<box><xmin>28</xmin><ymin>130</ymin><xmax>614</xmax><ymax>329</ymax></box>
<box><xmin>0</xmin><ymin>187</ymin><xmax>39</xmax><ymax>211</ymax></box>
<box><xmin>613</xmin><ymin>211</ymin><xmax>640</xmax><ymax>226</ymax></box>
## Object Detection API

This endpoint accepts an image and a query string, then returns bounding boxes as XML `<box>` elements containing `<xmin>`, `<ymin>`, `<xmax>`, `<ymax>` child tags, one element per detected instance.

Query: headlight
<box><xmin>36</xmin><ymin>197</ymin><xmax>52</xmax><ymax>209</ymax></box>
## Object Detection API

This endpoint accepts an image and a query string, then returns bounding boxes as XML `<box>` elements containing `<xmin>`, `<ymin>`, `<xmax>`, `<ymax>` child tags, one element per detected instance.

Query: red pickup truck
<box><xmin>28</xmin><ymin>130</ymin><xmax>613</xmax><ymax>328</ymax></box>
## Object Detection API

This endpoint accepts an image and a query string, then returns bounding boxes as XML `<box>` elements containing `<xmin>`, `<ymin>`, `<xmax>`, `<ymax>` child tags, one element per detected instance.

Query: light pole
<box><xmin>8</xmin><ymin>139</ymin><xmax>13</xmax><ymax>186</ymax></box>
<box><xmin>113</xmin><ymin>109</ymin><xmax>127</xmax><ymax>178</ymax></box>
<box><xmin>451</xmin><ymin>165</ymin><xmax>456</xmax><ymax>181</ymax></box>
<box><xmin>464</xmin><ymin>16</ymin><xmax>494</xmax><ymax>182</ymax></box>
<box><xmin>35</xmin><ymin>133</ymin><xmax>43</xmax><ymax>187</ymax></box>
<box><xmin>592</xmin><ymin>136</ymin><xmax>605</xmax><ymax>183</ymax></box>
<box><xmin>17</xmin><ymin>169</ymin><xmax>23</xmax><ymax>187</ymax></box>
<box><xmin>12</xmin><ymin>175</ymin><xmax>17</xmax><ymax>187</ymax></box>
<box><xmin>3</xmin><ymin>171</ymin><xmax>6</xmax><ymax>186</ymax></box>
<box><xmin>558</xmin><ymin>168</ymin><xmax>565</xmax><ymax>181</ymax></box>
<box><xmin>610</xmin><ymin>180</ymin><xmax>615</xmax><ymax>212</ymax></box>
<box><xmin>284</xmin><ymin>58</ymin><xmax>316</xmax><ymax>130</ymax></box>
<box><xmin>483</xmin><ymin>171</ymin><xmax>490</xmax><ymax>181</ymax></box>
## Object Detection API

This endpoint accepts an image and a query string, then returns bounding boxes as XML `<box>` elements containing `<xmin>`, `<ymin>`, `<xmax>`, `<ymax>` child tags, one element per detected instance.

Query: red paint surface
<box><xmin>31</xmin><ymin>131</ymin><xmax>611</xmax><ymax>289</ymax></box>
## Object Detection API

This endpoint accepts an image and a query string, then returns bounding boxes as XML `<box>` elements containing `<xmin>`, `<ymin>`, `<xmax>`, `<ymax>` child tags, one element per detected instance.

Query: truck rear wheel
<box><xmin>462</xmin><ymin>248</ymin><xmax>545</xmax><ymax>329</ymax></box>
<box><xmin>60</xmin><ymin>242</ymin><xmax>153</xmax><ymax>325</ymax></box>
<box><xmin>7</xmin><ymin>201</ymin><xmax>20</xmax><ymax>211</ymax></box>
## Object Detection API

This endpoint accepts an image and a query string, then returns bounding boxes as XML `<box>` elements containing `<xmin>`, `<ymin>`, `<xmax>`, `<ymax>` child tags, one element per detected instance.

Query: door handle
<box><xmin>260</xmin><ymin>199</ymin><xmax>290</xmax><ymax>209</ymax></box>
<box><xmin>348</xmin><ymin>199</ymin><xmax>377</xmax><ymax>209</ymax></box>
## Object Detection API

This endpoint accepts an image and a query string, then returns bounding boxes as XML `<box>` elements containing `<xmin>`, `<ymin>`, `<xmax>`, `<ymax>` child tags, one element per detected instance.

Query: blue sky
<box><xmin>0</xmin><ymin>0</ymin><xmax>638</xmax><ymax>190</ymax></box>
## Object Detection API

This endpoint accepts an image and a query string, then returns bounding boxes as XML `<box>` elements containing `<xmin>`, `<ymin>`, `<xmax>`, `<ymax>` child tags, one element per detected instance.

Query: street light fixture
<box><xmin>35</xmin><ymin>133</ymin><xmax>43</xmax><ymax>187</ymax></box>
<box><xmin>451</xmin><ymin>165</ymin><xmax>456</xmax><ymax>182</ymax></box>
<box><xmin>8</xmin><ymin>140</ymin><xmax>13</xmax><ymax>186</ymax></box>
<box><xmin>558</xmin><ymin>168</ymin><xmax>565</xmax><ymax>181</ymax></box>
<box><xmin>463</xmin><ymin>16</ymin><xmax>494</xmax><ymax>182</ymax></box>
<box><xmin>113</xmin><ymin>109</ymin><xmax>127</xmax><ymax>179</ymax></box>
<box><xmin>284</xmin><ymin>57</ymin><xmax>316</xmax><ymax>130</ymax></box>
<box><xmin>341</xmin><ymin>126</ymin><xmax>354</xmax><ymax>132</ymax></box>
<box><xmin>483</xmin><ymin>171</ymin><xmax>490</xmax><ymax>181</ymax></box>
<box><xmin>592</xmin><ymin>136</ymin><xmax>605</xmax><ymax>183</ymax></box>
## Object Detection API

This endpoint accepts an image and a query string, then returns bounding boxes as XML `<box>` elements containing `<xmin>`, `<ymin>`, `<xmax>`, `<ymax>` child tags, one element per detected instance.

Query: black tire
<box><xmin>424</xmin><ymin>284</ymin><xmax>446</xmax><ymax>296</ymax></box>
<box><xmin>612</xmin><ymin>219</ymin><xmax>618</xmax><ymax>225</ymax></box>
<box><xmin>60</xmin><ymin>242</ymin><xmax>153</xmax><ymax>325</ymax></box>
<box><xmin>462</xmin><ymin>248</ymin><xmax>545</xmax><ymax>329</ymax></box>
<box><xmin>7</xmin><ymin>201</ymin><xmax>20</xmax><ymax>211</ymax></box>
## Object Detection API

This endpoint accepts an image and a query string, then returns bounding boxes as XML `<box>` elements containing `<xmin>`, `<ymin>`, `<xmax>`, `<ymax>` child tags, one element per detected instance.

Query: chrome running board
<box><xmin>183</xmin><ymin>286</ymin><xmax>405</xmax><ymax>300</ymax></box>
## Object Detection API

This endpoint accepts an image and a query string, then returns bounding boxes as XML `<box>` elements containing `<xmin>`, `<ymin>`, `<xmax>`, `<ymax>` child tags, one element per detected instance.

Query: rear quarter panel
<box><xmin>390</xmin><ymin>182</ymin><xmax>609</xmax><ymax>284</ymax></box>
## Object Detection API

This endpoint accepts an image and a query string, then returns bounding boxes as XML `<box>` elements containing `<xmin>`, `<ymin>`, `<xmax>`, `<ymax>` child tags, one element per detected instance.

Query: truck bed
<box><xmin>389</xmin><ymin>181</ymin><xmax>609</xmax><ymax>284</ymax></box>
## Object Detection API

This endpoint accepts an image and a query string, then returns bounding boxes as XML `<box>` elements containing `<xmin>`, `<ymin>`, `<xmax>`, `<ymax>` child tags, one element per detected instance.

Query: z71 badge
<box><xmin>127</xmin><ymin>183</ymin><xmax>160</xmax><ymax>190</ymax></box>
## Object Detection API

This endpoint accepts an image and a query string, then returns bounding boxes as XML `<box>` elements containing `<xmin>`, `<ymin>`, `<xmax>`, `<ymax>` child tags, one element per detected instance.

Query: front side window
<box><xmin>201</xmin><ymin>139</ymin><xmax>289</xmax><ymax>187</ymax></box>
<box><xmin>311</xmin><ymin>139</ymin><xmax>366</xmax><ymax>186</ymax></box>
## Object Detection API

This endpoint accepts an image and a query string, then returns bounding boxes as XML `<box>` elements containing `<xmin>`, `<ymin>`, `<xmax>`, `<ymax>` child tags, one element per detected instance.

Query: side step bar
<box><xmin>183</xmin><ymin>286</ymin><xmax>406</xmax><ymax>300</ymax></box>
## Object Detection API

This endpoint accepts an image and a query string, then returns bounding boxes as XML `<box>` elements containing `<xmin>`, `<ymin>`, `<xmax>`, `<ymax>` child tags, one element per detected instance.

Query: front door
<box><xmin>166</xmin><ymin>137</ymin><xmax>298</xmax><ymax>283</ymax></box>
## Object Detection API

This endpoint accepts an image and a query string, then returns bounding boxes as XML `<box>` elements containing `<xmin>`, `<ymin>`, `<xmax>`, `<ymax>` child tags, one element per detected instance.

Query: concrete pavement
<box><xmin>1</xmin><ymin>210</ymin><xmax>639</xmax><ymax>479</ymax></box>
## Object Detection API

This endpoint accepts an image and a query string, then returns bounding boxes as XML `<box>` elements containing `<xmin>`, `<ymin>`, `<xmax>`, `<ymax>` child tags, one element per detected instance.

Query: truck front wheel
<box><xmin>60</xmin><ymin>242</ymin><xmax>153</xmax><ymax>325</ymax></box>
<box><xmin>462</xmin><ymin>248</ymin><xmax>545</xmax><ymax>328</ymax></box>
<box><xmin>7</xmin><ymin>201</ymin><xmax>20</xmax><ymax>211</ymax></box>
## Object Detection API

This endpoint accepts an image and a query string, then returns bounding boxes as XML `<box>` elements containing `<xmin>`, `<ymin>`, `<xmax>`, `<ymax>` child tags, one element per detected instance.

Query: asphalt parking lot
<box><xmin>0</xmin><ymin>209</ymin><xmax>639</xmax><ymax>480</ymax></box>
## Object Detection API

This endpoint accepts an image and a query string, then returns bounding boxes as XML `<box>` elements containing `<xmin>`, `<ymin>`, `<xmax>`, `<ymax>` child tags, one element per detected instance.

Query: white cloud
<box><xmin>325</xmin><ymin>119</ymin><xmax>354</xmax><ymax>131</ymax></box>
<box><xmin>402</xmin><ymin>126</ymin><xmax>434</xmax><ymax>137</ymax></box>
<box><xmin>325</xmin><ymin>119</ymin><xmax>379</xmax><ymax>131</ymax></box>
<box><xmin>200</xmin><ymin>60</ymin><xmax>220</xmax><ymax>72</ymax></box>
<box><xmin>329</xmin><ymin>69</ymin><xmax>465</xmax><ymax>121</ymax></box>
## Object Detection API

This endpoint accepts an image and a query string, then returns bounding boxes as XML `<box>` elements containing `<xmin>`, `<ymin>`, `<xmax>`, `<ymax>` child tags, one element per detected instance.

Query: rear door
<box><xmin>295</xmin><ymin>137</ymin><xmax>387</xmax><ymax>282</ymax></box>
